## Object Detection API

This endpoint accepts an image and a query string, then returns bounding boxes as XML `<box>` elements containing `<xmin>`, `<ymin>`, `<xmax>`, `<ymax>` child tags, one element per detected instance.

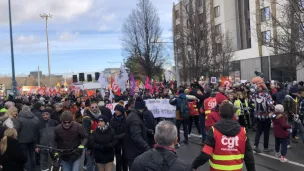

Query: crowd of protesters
<box><xmin>0</xmin><ymin>74</ymin><xmax>303</xmax><ymax>171</ymax></box>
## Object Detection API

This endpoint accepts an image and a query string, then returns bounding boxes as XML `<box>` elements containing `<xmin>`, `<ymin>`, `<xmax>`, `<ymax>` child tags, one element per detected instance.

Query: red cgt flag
<box><xmin>111</xmin><ymin>77</ymin><xmax>121</xmax><ymax>96</ymax></box>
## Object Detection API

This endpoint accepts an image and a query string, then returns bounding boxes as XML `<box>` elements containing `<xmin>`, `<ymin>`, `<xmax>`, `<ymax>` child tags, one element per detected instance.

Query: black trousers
<box><xmin>254</xmin><ymin>119</ymin><xmax>271</xmax><ymax>149</ymax></box>
<box><xmin>127</xmin><ymin>159</ymin><xmax>134</xmax><ymax>170</ymax></box>
<box><xmin>189</xmin><ymin>115</ymin><xmax>201</xmax><ymax>134</ymax></box>
<box><xmin>20</xmin><ymin>142</ymin><xmax>36</xmax><ymax>171</ymax></box>
<box><xmin>176</xmin><ymin>119</ymin><xmax>189</xmax><ymax>142</ymax></box>
<box><xmin>115</xmin><ymin>147</ymin><xmax>128</xmax><ymax>171</ymax></box>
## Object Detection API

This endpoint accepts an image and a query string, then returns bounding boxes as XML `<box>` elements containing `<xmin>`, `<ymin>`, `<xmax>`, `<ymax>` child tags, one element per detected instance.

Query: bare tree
<box><xmin>122</xmin><ymin>0</ymin><xmax>165</xmax><ymax>79</ymax></box>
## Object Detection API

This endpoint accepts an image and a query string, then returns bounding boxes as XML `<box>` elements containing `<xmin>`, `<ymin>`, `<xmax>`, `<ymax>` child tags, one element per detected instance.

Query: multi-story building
<box><xmin>173</xmin><ymin>0</ymin><xmax>303</xmax><ymax>82</ymax></box>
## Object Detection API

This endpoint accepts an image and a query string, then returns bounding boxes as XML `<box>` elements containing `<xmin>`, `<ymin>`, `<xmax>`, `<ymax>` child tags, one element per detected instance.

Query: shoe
<box><xmin>280</xmin><ymin>156</ymin><xmax>288</xmax><ymax>163</ymax></box>
<box><xmin>291</xmin><ymin>138</ymin><xmax>299</xmax><ymax>143</ymax></box>
<box><xmin>263</xmin><ymin>148</ymin><xmax>273</xmax><ymax>153</ymax></box>
<box><xmin>287</xmin><ymin>145</ymin><xmax>292</xmax><ymax>149</ymax></box>
<box><xmin>253</xmin><ymin>146</ymin><xmax>261</xmax><ymax>153</ymax></box>
<box><xmin>175</xmin><ymin>143</ymin><xmax>180</xmax><ymax>149</ymax></box>
<box><xmin>188</xmin><ymin>134</ymin><xmax>192</xmax><ymax>138</ymax></box>
<box><xmin>295</xmin><ymin>136</ymin><xmax>300</xmax><ymax>140</ymax></box>
<box><xmin>274</xmin><ymin>152</ymin><xmax>281</xmax><ymax>158</ymax></box>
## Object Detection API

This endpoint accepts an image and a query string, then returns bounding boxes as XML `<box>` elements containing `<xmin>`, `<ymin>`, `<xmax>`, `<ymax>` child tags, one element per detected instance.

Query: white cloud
<box><xmin>0</xmin><ymin>0</ymin><xmax>93</xmax><ymax>25</ymax></box>
<box><xmin>57</xmin><ymin>32</ymin><xmax>79</xmax><ymax>41</ymax></box>
<box><xmin>99</xmin><ymin>25</ymin><xmax>109</xmax><ymax>32</ymax></box>
<box><xmin>15</xmin><ymin>35</ymin><xmax>40</xmax><ymax>44</ymax></box>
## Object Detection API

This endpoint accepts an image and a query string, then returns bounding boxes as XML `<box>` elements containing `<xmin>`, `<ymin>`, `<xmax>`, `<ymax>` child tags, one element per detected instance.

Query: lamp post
<box><xmin>8</xmin><ymin>0</ymin><xmax>17</xmax><ymax>97</ymax></box>
<box><xmin>40</xmin><ymin>13</ymin><xmax>52</xmax><ymax>87</ymax></box>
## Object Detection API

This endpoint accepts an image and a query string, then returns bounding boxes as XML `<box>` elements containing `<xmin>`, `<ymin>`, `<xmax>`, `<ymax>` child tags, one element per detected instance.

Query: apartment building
<box><xmin>173</xmin><ymin>0</ymin><xmax>303</xmax><ymax>82</ymax></box>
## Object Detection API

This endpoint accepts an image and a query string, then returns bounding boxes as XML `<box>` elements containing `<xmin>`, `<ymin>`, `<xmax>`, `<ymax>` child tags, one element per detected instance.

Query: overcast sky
<box><xmin>0</xmin><ymin>0</ymin><xmax>178</xmax><ymax>76</ymax></box>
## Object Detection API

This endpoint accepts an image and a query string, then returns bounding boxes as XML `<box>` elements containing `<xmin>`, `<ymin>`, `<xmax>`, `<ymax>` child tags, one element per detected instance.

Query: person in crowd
<box><xmin>143</xmin><ymin>105</ymin><xmax>156</xmax><ymax>148</ymax></box>
<box><xmin>143</xmin><ymin>91</ymin><xmax>152</xmax><ymax>100</ymax></box>
<box><xmin>3</xmin><ymin>106</ymin><xmax>19</xmax><ymax>129</ymax></box>
<box><xmin>35</xmin><ymin>110</ymin><xmax>59</xmax><ymax>171</ymax></box>
<box><xmin>298</xmin><ymin>88</ymin><xmax>304</xmax><ymax>125</ymax></box>
<box><xmin>32</xmin><ymin>102</ymin><xmax>44</xmax><ymax>119</ymax></box>
<box><xmin>124</xmin><ymin>97</ymin><xmax>150</xmax><ymax>169</ymax></box>
<box><xmin>187</xmin><ymin>89</ymin><xmax>201</xmax><ymax>137</ymax></box>
<box><xmin>89</xmin><ymin>115</ymin><xmax>117</xmax><ymax>171</ymax></box>
<box><xmin>98</xmin><ymin>100</ymin><xmax>113</xmax><ymax>121</ymax></box>
<box><xmin>54</xmin><ymin>111</ymin><xmax>88</xmax><ymax>171</ymax></box>
<box><xmin>63</xmin><ymin>99</ymin><xmax>79</xmax><ymax>121</ymax></box>
<box><xmin>251</xmin><ymin>76</ymin><xmax>274</xmax><ymax>153</ymax></box>
<box><xmin>271</xmin><ymin>105</ymin><xmax>291</xmax><ymax>162</ymax></box>
<box><xmin>0</xmin><ymin>102</ymin><xmax>14</xmax><ymax>123</ymax></box>
<box><xmin>0</xmin><ymin>128</ymin><xmax>27</xmax><ymax>171</ymax></box>
<box><xmin>111</xmin><ymin>104</ymin><xmax>128</xmax><ymax>171</ymax></box>
<box><xmin>125</xmin><ymin>99</ymin><xmax>134</xmax><ymax>117</ymax></box>
<box><xmin>17</xmin><ymin>105</ymin><xmax>39</xmax><ymax>171</ymax></box>
<box><xmin>234</xmin><ymin>92</ymin><xmax>250</xmax><ymax>127</ymax></box>
<box><xmin>169</xmin><ymin>89</ymin><xmax>190</xmax><ymax>147</ymax></box>
<box><xmin>192</xmin><ymin>102</ymin><xmax>255</xmax><ymax>171</ymax></box>
<box><xmin>276</xmin><ymin>83</ymin><xmax>287</xmax><ymax>105</ymax></box>
<box><xmin>132</xmin><ymin>121</ymin><xmax>192</xmax><ymax>171</ymax></box>
<box><xmin>52</xmin><ymin>103</ymin><xmax>64</xmax><ymax>122</ymax></box>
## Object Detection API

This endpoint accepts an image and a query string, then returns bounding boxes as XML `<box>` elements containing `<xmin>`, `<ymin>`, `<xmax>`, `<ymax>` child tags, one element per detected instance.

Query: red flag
<box><xmin>220</xmin><ymin>76</ymin><xmax>231</xmax><ymax>88</ymax></box>
<box><xmin>111</xmin><ymin>77</ymin><xmax>121</xmax><ymax>96</ymax></box>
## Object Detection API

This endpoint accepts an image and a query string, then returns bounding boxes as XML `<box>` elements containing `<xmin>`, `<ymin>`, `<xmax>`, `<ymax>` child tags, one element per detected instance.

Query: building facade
<box><xmin>173</xmin><ymin>0</ymin><xmax>303</xmax><ymax>83</ymax></box>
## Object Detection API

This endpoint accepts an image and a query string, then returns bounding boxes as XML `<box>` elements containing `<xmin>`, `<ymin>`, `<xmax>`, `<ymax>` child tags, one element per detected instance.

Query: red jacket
<box><xmin>205</xmin><ymin>110</ymin><xmax>221</xmax><ymax>131</ymax></box>
<box><xmin>273</xmin><ymin>113</ymin><xmax>291</xmax><ymax>138</ymax></box>
<box><xmin>188</xmin><ymin>100</ymin><xmax>199</xmax><ymax>116</ymax></box>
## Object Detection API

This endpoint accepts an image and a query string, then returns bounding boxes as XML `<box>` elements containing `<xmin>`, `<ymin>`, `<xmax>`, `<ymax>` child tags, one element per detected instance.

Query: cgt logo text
<box><xmin>221</xmin><ymin>135</ymin><xmax>239</xmax><ymax>151</ymax></box>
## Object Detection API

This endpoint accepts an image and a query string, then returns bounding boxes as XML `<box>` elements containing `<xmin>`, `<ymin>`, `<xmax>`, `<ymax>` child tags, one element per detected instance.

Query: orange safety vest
<box><xmin>210</xmin><ymin>127</ymin><xmax>246</xmax><ymax>171</ymax></box>
<box><xmin>188</xmin><ymin>101</ymin><xmax>199</xmax><ymax>116</ymax></box>
<box><xmin>204</xmin><ymin>97</ymin><xmax>217</xmax><ymax>119</ymax></box>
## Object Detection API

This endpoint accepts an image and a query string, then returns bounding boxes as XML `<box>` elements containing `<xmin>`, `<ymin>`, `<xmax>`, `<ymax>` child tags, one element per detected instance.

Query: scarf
<box><xmin>89</xmin><ymin>108</ymin><xmax>101</xmax><ymax>119</ymax></box>
<box><xmin>98</xmin><ymin>122</ymin><xmax>110</xmax><ymax>132</ymax></box>
<box><xmin>114</xmin><ymin>114</ymin><xmax>124</xmax><ymax>121</ymax></box>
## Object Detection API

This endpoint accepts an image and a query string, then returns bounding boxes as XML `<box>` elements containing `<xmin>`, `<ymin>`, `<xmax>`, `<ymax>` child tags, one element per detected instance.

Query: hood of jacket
<box><xmin>19</xmin><ymin>105</ymin><xmax>36</xmax><ymax>119</ymax></box>
<box><xmin>179</xmin><ymin>93</ymin><xmax>187</xmax><ymax>99</ymax></box>
<box><xmin>213</xmin><ymin>119</ymin><xmax>241</xmax><ymax>136</ymax></box>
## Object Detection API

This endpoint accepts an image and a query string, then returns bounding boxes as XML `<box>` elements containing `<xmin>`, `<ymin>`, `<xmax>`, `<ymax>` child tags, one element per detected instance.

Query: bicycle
<box><xmin>36</xmin><ymin>144</ymin><xmax>78</xmax><ymax>171</ymax></box>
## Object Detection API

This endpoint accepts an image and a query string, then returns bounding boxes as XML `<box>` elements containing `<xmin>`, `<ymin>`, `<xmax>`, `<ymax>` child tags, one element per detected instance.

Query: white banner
<box><xmin>106</xmin><ymin>99</ymin><xmax>176</xmax><ymax>118</ymax></box>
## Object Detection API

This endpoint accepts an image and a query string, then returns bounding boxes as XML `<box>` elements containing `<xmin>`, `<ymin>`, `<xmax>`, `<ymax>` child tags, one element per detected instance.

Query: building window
<box><xmin>214</xmin><ymin>24</ymin><xmax>221</xmax><ymax>36</ymax></box>
<box><xmin>261</xmin><ymin>7</ymin><xmax>270</xmax><ymax>22</ymax></box>
<box><xmin>175</xmin><ymin>10</ymin><xmax>179</xmax><ymax>19</ymax></box>
<box><xmin>262</xmin><ymin>30</ymin><xmax>271</xmax><ymax>44</ymax></box>
<box><xmin>214</xmin><ymin>6</ymin><xmax>220</xmax><ymax>18</ymax></box>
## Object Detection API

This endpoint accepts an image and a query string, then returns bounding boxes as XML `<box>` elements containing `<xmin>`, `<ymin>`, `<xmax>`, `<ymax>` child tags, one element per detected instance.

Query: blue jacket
<box><xmin>276</xmin><ymin>89</ymin><xmax>287</xmax><ymax>105</ymax></box>
<box><xmin>169</xmin><ymin>93</ymin><xmax>187</xmax><ymax>111</ymax></box>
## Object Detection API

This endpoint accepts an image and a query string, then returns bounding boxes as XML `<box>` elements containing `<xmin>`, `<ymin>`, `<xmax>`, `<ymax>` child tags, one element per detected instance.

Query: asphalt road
<box><xmin>37</xmin><ymin>127</ymin><xmax>304</xmax><ymax>171</ymax></box>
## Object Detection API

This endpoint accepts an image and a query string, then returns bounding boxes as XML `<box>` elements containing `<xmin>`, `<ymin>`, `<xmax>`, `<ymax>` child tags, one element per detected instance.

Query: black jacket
<box><xmin>31</xmin><ymin>108</ymin><xmax>42</xmax><ymax>120</ymax></box>
<box><xmin>192</xmin><ymin>119</ymin><xmax>255</xmax><ymax>171</ymax></box>
<box><xmin>110</xmin><ymin>114</ymin><xmax>126</xmax><ymax>149</ymax></box>
<box><xmin>18</xmin><ymin>108</ymin><xmax>40</xmax><ymax>144</ymax></box>
<box><xmin>124</xmin><ymin>110</ymin><xmax>150</xmax><ymax>160</ymax></box>
<box><xmin>100</xmin><ymin>106</ymin><xmax>113</xmax><ymax>121</ymax></box>
<box><xmin>90</xmin><ymin>126</ymin><xmax>118</xmax><ymax>164</ymax></box>
<box><xmin>51</xmin><ymin>109</ymin><xmax>63</xmax><ymax>123</ymax></box>
<box><xmin>132</xmin><ymin>146</ymin><xmax>192</xmax><ymax>171</ymax></box>
<box><xmin>0</xmin><ymin>137</ymin><xmax>27</xmax><ymax>171</ymax></box>
<box><xmin>143</xmin><ymin>109</ymin><xmax>156</xmax><ymax>148</ymax></box>
<box><xmin>37</xmin><ymin>119</ymin><xmax>59</xmax><ymax>147</ymax></box>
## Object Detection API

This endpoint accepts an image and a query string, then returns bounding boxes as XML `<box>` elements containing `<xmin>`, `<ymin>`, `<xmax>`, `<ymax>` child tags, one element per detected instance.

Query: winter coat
<box><xmin>3</xmin><ymin>117</ymin><xmax>20</xmax><ymax>130</ymax></box>
<box><xmin>82</xmin><ymin>109</ymin><xmax>101</xmax><ymax>136</ymax></box>
<box><xmin>143</xmin><ymin>109</ymin><xmax>156</xmax><ymax>148</ymax></box>
<box><xmin>192</xmin><ymin>119</ymin><xmax>255</xmax><ymax>171</ymax></box>
<box><xmin>124</xmin><ymin>110</ymin><xmax>150</xmax><ymax>160</ymax></box>
<box><xmin>205</xmin><ymin>109</ymin><xmax>221</xmax><ymax>131</ymax></box>
<box><xmin>37</xmin><ymin>119</ymin><xmax>59</xmax><ymax>147</ymax></box>
<box><xmin>282</xmin><ymin>95</ymin><xmax>298</xmax><ymax>121</ymax></box>
<box><xmin>169</xmin><ymin>93</ymin><xmax>189</xmax><ymax>120</ymax></box>
<box><xmin>276</xmin><ymin>89</ymin><xmax>287</xmax><ymax>105</ymax></box>
<box><xmin>54</xmin><ymin>122</ymin><xmax>88</xmax><ymax>161</ymax></box>
<box><xmin>100</xmin><ymin>106</ymin><xmax>113</xmax><ymax>121</ymax></box>
<box><xmin>31</xmin><ymin>108</ymin><xmax>42</xmax><ymax>119</ymax></box>
<box><xmin>132</xmin><ymin>146</ymin><xmax>192</xmax><ymax>171</ymax></box>
<box><xmin>0</xmin><ymin>137</ymin><xmax>27</xmax><ymax>171</ymax></box>
<box><xmin>90</xmin><ymin>125</ymin><xmax>118</xmax><ymax>164</ymax></box>
<box><xmin>272</xmin><ymin>113</ymin><xmax>291</xmax><ymax>138</ymax></box>
<box><xmin>110</xmin><ymin>114</ymin><xmax>126</xmax><ymax>149</ymax></box>
<box><xmin>18</xmin><ymin>108</ymin><xmax>40</xmax><ymax>143</ymax></box>
<box><xmin>51</xmin><ymin>109</ymin><xmax>63</xmax><ymax>123</ymax></box>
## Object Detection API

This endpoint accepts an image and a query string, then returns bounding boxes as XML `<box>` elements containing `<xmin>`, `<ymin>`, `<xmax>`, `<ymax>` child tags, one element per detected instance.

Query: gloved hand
<box><xmin>76</xmin><ymin>145</ymin><xmax>85</xmax><ymax>154</ymax></box>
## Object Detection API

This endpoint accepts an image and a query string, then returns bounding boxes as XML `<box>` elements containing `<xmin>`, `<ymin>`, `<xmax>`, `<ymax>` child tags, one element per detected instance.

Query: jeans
<box><xmin>20</xmin><ymin>142</ymin><xmax>36</xmax><ymax>171</ymax></box>
<box><xmin>176</xmin><ymin>119</ymin><xmax>189</xmax><ymax>142</ymax></box>
<box><xmin>40</xmin><ymin>151</ymin><xmax>50</xmax><ymax>171</ymax></box>
<box><xmin>115</xmin><ymin>147</ymin><xmax>128</xmax><ymax>171</ymax></box>
<box><xmin>85</xmin><ymin>149</ymin><xmax>98</xmax><ymax>171</ymax></box>
<box><xmin>61</xmin><ymin>157</ymin><xmax>81</xmax><ymax>171</ymax></box>
<box><xmin>254</xmin><ymin>119</ymin><xmax>271</xmax><ymax>149</ymax></box>
<box><xmin>291</xmin><ymin>119</ymin><xmax>304</xmax><ymax>140</ymax></box>
<box><xmin>199</xmin><ymin>114</ymin><xmax>206</xmax><ymax>142</ymax></box>
<box><xmin>275</xmin><ymin>137</ymin><xmax>288</xmax><ymax>156</ymax></box>
<box><xmin>188</xmin><ymin>115</ymin><xmax>201</xmax><ymax>134</ymax></box>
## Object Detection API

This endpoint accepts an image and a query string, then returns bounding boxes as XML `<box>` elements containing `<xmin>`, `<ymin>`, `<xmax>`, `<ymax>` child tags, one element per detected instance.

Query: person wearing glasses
<box><xmin>54</xmin><ymin>111</ymin><xmax>88</xmax><ymax>171</ymax></box>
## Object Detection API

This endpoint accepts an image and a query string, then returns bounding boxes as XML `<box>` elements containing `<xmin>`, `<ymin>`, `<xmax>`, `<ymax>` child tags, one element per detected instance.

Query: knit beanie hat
<box><xmin>179</xmin><ymin>89</ymin><xmax>185</xmax><ymax>94</ymax></box>
<box><xmin>215</xmin><ymin>92</ymin><xmax>227</xmax><ymax>105</ymax></box>
<box><xmin>114</xmin><ymin>104</ymin><xmax>124</xmax><ymax>114</ymax></box>
<box><xmin>135</xmin><ymin>97</ymin><xmax>146</xmax><ymax>110</ymax></box>
<box><xmin>60</xmin><ymin>111</ymin><xmax>73</xmax><ymax>122</ymax></box>
<box><xmin>219</xmin><ymin>102</ymin><xmax>235</xmax><ymax>119</ymax></box>
<box><xmin>97</xmin><ymin>115</ymin><xmax>108</xmax><ymax>123</ymax></box>
<box><xmin>33</xmin><ymin>102</ymin><xmax>42</xmax><ymax>110</ymax></box>
<box><xmin>275</xmin><ymin>104</ymin><xmax>284</xmax><ymax>113</ymax></box>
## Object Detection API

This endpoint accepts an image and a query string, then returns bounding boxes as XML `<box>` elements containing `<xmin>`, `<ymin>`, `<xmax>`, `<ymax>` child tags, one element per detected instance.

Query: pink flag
<box><xmin>145</xmin><ymin>76</ymin><xmax>153</xmax><ymax>94</ymax></box>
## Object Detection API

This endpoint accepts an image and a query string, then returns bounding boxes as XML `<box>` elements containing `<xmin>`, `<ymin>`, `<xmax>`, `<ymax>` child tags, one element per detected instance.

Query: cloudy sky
<box><xmin>0</xmin><ymin>0</ymin><xmax>178</xmax><ymax>76</ymax></box>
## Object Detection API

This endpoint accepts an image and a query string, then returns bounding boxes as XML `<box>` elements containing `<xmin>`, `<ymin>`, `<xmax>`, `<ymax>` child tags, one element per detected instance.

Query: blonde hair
<box><xmin>0</xmin><ymin>128</ymin><xmax>18</xmax><ymax>155</ymax></box>
<box><xmin>5</xmin><ymin>106</ymin><xmax>18</xmax><ymax>118</ymax></box>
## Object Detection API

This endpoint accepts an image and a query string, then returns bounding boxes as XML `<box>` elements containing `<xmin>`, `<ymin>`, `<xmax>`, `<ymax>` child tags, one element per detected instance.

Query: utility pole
<box><xmin>38</xmin><ymin>66</ymin><xmax>41</xmax><ymax>87</ymax></box>
<box><xmin>8</xmin><ymin>0</ymin><xmax>17</xmax><ymax>98</ymax></box>
<box><xmin>40</xmin><ymin>13</ymin><xmax>52</xmax><ymax>87</ymax></box>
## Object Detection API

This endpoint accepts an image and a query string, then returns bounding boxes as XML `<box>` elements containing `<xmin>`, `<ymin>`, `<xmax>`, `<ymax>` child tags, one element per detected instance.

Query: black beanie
<box><xmin>219</xmin><ymin>102</ymin><xmax>235</xmax><ymax>119</ymax></box>
<box><xmin>114</xmin><ymin>104</ymin><xmax>124</xmax><ymax>114</ymax></box>
<box><xmin>60</xmin><ymin>111</ymin><xmax>73</xmax><ymax>122</ymax></box>
<box><xmin>135</xmin><ymin>97</ymin><xmax>146</xmax><ymax>110</ymax></box>
<box><xmin>33</xmin><ymin>102</ymin><xmax>42</xmax><ymax>109</ymax></box>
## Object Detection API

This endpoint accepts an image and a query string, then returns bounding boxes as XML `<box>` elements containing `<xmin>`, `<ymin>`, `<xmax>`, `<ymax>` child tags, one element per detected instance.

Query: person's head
<box><xmin>178</xmin><ymin>89</ymin><xmax>185</xmax><ymax>95</ymax></box>
<box><xmin>55</xmin><ymin>103</ymin><xmax>63</xmax><ymax>112</ymax></box>
<box><xmin>154</xmin><ymin>121</ymin><xmax>178</xmax><ymax>147</ymax></box>
<box><xmin>33</xmin><ymin>102</ymin><xmax>43</xmax><ymax>110</ymax></box>
<box><xmin>76</xmin><ymin>98</ymin><xmax>81</xmax><ymax>103</ymax></box>
<box><xmin>60</xmin><ymin>111</ymin><xmax>73</xmax><ymax>129</ymax></box>
<box><xmin>275</xmin><ymin>104</ymin><xmax>284</xmax><ymax>113</ymax></box>
<box><xmin>41</xmin><ymin>110</ymin><xmax>50</xmax><ymax>121</ymax></box>
<box><xmin>135</xmin><ymin>97</ymin><xmax>146</xmax><ymax>113</ymax></box>
<box><xmin>219</xmin><ymin>101</ymin><xmax>236</xmax><ymax>119</ymax></box>
<box><xmin>1</xmin><ymin>128</ymin><xmax>18</xmax><ymax>155</ymax></box>
<box><xmin>227</xmin><ymin>93</ymin><xmax>234</xmax><ymax>101</ymax></box>
<box><xmin>4</xmin><ymin>101</ymin><xmax>15</xmax><ymax>109</ymax></box>
<box><xmin>97</xmin><ymin>115</ymin><xmax>108</xmax><ymax>128</ymax></box>
<box><xmin>64</xmin><ymin>100</ymin><xmax>71</xmax><ymax>108</ymax></box>
<box><xmin>5</xmin><ymin>106</ymin><xmax>18</xmax><ymax>118</ymax></box>
<box><xmin>90</xmin><ymin>102</ymin><xmax>99</xmax><ymax>113</ymax></box>
<box><xmin>215</xmin><ymin>92</ymin><xmax>227</xmax><ymax>106</ymax></box>
<box><xmin>114</xmin><ymin>104</ymin><xmax>124</xmax><ymax>116</ymax></box>
<box><xmin>98</xmin><ymin>101</ymin><xmax>105</xmax><ymax>107</ymax></box>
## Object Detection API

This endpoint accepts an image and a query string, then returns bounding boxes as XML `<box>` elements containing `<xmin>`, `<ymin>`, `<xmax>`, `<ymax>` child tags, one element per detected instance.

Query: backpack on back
<box><xmin>179</xmin><ymin>97</ymin><xmax>190</xmax><ymax>119</ymax></box>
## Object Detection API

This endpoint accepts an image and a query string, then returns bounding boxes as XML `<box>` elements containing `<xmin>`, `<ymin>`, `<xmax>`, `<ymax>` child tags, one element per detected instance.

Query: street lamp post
<box><xmin>8</xmin><ymin>0</ymin><xmax>17</xmax><ymax>97</ymax></box>
<box><xmin>40</xmin><ymin>13</ymin><xmax>52</xmax><ymax>87</ymax></box>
